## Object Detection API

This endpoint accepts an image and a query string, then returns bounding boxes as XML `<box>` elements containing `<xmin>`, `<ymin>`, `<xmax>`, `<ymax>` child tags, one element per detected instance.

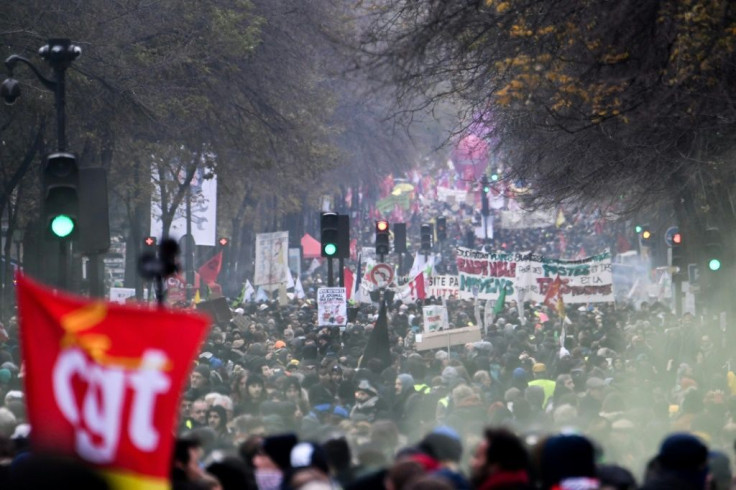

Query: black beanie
<box><xmin>262</xmin><ymin>433</ymin><xmax>298</xmax><ymax>471</ymax></box>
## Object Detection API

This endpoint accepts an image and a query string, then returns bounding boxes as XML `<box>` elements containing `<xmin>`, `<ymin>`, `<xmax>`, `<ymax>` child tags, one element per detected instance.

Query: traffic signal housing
<box><xmin>43</xmin><ymin>152</ymin><xmax>79</xmax><ymax>239</ymax></box>
<box><xmin>393</xmin><ymin>223</ymin><xmax>407</xmax><ymax>253</ymax></box>
<box><xmin>436</xmin><ymin>216</ymin><xmax>447</xmax><ymax>241</ymax></box>
<box><xmin>704</xmin><ymin>227</ymin><xmax>723</xmax><ymax>272</ymax></box>
<box><xmin>321</xmin><ymin>212</ymin><xmax>339</xmax><ymax>257</ymax></box>
<box><xmin>376</xmin><ymin>219</ymin><xmax>390</xmax><ymax>256</ymax></box>
<box><xmin>671</xmin><ymin>231</ymin><xmax>684</xmax><ymax>275</ymax></box>
<box><xmin>143</xmin><ymin>236</ymin><xmax>157</xmax><ymax>251</ymax></box>
<box><xmin>421</xmin><ymin>223</ymin><xmax>432</xmax><ymax>252</ymax></box>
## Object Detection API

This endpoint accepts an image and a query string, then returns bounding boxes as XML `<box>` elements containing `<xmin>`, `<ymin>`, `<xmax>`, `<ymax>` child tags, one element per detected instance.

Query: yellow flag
<box><xmin>555</xmin><ymin>209</ymin><xmax>566</xmax><ymax>228</ymax></box>
<box><xmin>193</xmin><ymin>289</ymin><xmax>201</xmax><ymax>304</ymax></box>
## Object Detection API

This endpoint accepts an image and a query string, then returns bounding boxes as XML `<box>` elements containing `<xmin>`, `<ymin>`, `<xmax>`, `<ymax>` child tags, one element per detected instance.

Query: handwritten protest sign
<box><xmin>422</xmin><ymin>305</ymin><xmax>449</xmax><ymax>332</ymax></box>
<box><xmin>318</xmin><ymin>287</ymin><xmax>347</xmax><ymax>326</ymax></box>
<box><xmin>427</xmin><ymin>275</ymin><xmax>459</xmax><ymax>299</ymax></box>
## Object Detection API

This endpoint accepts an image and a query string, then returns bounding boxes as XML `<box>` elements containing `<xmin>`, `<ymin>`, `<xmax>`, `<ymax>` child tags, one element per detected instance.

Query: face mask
<box><xmin>255</xmin><ymin>469</ymin><xmax>283</xmax><ymax>490</ymax></box>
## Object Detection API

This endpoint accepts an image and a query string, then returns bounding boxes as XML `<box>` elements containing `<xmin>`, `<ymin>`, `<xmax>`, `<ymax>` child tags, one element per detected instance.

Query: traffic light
<box><xmin>639</xmin><ymin>225</ymin><xmax>653</xmax><ymax>246</ymax></box>
<box><xmin>671</xmin><ymin>231</ymin><xmax>684</xmax><ymax>274</ymax></box>
<box><xmin>218</xmin><ymin>237</ymin><xmax>230</xmax><ymax>247</ymax></box>
<box><xmin>376</xmin><ymin>219</ymin><xmax>390</xmax><ymax>256</ymax></box>
<box><xmin>393</xmin><ymin>223</ymin><xmax>407</xmax><ymax>253</ymax></box>
<box><xmin>490</xmin><ymin>169</ymin><xmax>500</xmax><ymax>182</ymax></box>
<box><xmin>421</xmin><ymin>223</ymin><xmax>432</xmax><ymax>252</ymax></box>
<box><xmin>42</xmin><ymin>152</ymin><xmax>79</xmax><ymax>238</ymax></box>
<box><xmin>634</xmin><ymin>224</ymin><xmax>643</xmax><ymax>234</ymax></box>
<box><xmin>704</xmin><ymin>227</ymin><xmax>723</xmax><ymax>272</ymax></box>
<box><xmin>480</xmin><ymin>175</ymin><xmax>490</xmax><ymax>217</ymax></box>
<box><xmin>436</xmin><ymin>216</ymin><xmax>447</xmax><ymax>241</ymax></box>
<box><xmin>321</xmin><ymin>212</ymin><xmax>339</xmax><ymax>257</ymax></box>
<box><xmin>143</xmin><ymin>236</ymin><xmax>157</xmax><ymax>251</ymax></box>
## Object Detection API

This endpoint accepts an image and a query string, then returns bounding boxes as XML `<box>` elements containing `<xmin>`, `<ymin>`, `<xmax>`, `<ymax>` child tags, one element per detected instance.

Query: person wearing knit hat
<box><xmin>419</xmin><ymin>429</ymin><xmax>470</xmax><ymax>490</ymax></box>
<box><xmin>640</xmin><ymin>433</ymin><xmax>709</xmax><ymax>490</ymax></box>
<box><xmin>188</xmin><ymin>364</ymin><xmax>210</xmax><ymax>398</ymax></box>
<box><xmin>540</xmin><ymin>434</ymin><xmax>599</xmax><ymax>489</ymax></box>
<box><xmin>261</xmin><ymin>433</ymin><xmax>299</xmax><ymax>471</ymax></box>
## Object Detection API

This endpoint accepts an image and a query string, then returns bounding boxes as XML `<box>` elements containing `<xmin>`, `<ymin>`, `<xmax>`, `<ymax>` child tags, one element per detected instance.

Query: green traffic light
<box><xmin>483</xmin><ymin>186</ymin><xmax>490</xmax><ymax>193</ymax></box>
<box><xmin>490</xmin><ymin>173</ymin><xmax>499</xmax><ymax>182</ymax></box>
<box><xmin>635</xmin><ymin>225</ymin><xmax>642</xmax><ymax>233</ymax></box>
<box><xmin>51</xmin><ymin>214</ymin><xmax>75</xmax><ymax>238</ymax></box>
<box><xmin>324</xmin><ymin>243</ymin><xmax>337</xmax><ymax>256</ymax></box>
<box><xmin>709</xmin><ymin>258</ymin><xmax>722</xmax><ymax>271</ymax></box>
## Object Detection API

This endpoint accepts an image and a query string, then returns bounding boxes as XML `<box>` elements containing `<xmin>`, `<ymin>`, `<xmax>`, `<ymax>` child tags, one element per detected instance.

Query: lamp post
<box><xmin>2</xmin><ymin>39</ymin><xmax>81</xmax><ymax>150</ymax></box>
<box><xmin>1</xmin><ymin>39</ymin><xmax>82</xmax><ymax>290</ymax></box>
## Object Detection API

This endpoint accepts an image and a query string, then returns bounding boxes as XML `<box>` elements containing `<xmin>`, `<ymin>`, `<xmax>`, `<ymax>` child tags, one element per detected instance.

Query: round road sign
<box><xmin>370</xmin><ymin>263</ymin><xmax>394</xmax><ymax>288</ymax></box>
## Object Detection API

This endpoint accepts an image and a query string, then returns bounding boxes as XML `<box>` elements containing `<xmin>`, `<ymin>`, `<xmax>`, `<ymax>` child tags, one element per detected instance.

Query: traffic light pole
<box><xmin>327</xmin><ymin>258</ymin><xmax>334</xmax><ymax>287</ymax></box>
<box><xmin>3</xmin><ymin>40</ymin><xmax>81</xmax><ymax>292</ymax></box>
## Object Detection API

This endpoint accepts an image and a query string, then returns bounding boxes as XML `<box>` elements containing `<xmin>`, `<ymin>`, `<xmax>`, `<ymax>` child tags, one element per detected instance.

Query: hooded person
<box><xmin>392</xmin><ymin>373</ymin><xmax>418</xmax><ymax>434</ymax></box>
<box><xmin>640</xmin><ymin>433</ymin><xmax>709</xmax><ymax>490</ymax></box>
<box><xmin>350</xmin><ymin>379</ymin><xmax>387</xmax><ymax>422</ymax></box>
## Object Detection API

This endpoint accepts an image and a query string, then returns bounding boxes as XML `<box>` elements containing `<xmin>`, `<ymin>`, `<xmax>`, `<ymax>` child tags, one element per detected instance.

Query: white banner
<box><xmin>150</xmin><ymin>167</ymin><xmax>217</xmax><ymax>246</ymax></box>
<box><xmin>423</xmin><ymin>305</ymin><xmax>449</xmax><ymax>333</ymax></box>
<box><xmin>318</xmin><ymin>287</ymin><xmax>347</xmax><ymax>326</ymax></box>
<box><xmin>437</xmin><ymin>187</ymin><xmax>468</xmax><ymax>204</ymax></box>
<box><xmin>254</xmin><ymin>231</ymin><xmax>290</xmax><ymax>286</ymax></box>
<box><xmin>427</xmin><ymin>275</ymin><xmax>459</xmax><ymax>299</ymax></box>
<box><xmin>455</xmin><ymin>247</ymin><xmax>614</xmax><ymax>304</ymax></box>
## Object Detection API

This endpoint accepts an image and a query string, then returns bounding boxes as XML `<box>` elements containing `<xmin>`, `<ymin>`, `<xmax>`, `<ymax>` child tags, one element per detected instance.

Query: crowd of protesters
<box><xmin>2</xmin><ymin>272</ymin><xmax>734</xmax><ymax>489</ymax></box>
<box><xmin>0</xmin><ymin>170</ymin><xmax>732</xmax><ymax>489</ymax></box>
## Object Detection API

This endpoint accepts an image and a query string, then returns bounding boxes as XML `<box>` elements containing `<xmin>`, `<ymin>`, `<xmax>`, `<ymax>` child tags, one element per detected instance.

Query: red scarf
<box><xmin>477</xmin><ymin>470</ymin><xmax>530</xmax><ymax>490</ymax></box>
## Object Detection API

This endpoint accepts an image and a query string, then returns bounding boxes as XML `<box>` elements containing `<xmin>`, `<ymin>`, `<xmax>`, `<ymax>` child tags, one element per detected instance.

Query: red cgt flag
<box><xmin>16</xmin><ymin>274</ymin><xmax>210</xmax><ymax>490</ymax></box>
<box><xmin>197</xmin><ymin>250</ymin><xmax>223</xmax><ymax>285</ymax></box>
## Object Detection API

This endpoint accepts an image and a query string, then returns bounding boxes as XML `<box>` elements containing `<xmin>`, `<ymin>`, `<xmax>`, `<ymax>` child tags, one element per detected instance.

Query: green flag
<box><xmin>232</xmin><ymin>282</ymin><xmax>247</xmax><ymax>308</ymax></box>
<box><xmin>493</xmin><ymin>284</ymin><xmax>507</xmax><ymax>315</ymax></box>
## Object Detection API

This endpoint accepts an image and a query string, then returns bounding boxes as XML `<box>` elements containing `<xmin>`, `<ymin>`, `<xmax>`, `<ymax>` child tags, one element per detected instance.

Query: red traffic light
<box><xmin>218</xmin><ymin>237</ymin><xmax>229</xmax><ymax>247</ymax></box>
<box><xmin>144</xmin><ymin>236</ymin><xmax>156</xmax><ymax>247</ymax></box>
<box><xmin>672</xmin><ymin>232</ymin><xmax>682</xmax><ymax>245</ymax></box>
<box><xmin>376</xmin><ymin>220</ymin><xmax>389</xmax><ymax>232</ymax></box>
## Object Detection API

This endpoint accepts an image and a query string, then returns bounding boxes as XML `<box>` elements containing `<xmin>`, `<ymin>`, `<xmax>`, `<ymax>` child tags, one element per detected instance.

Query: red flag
<box><xmin>543</xmin><ymin>275</ymin><xmax>563</xmax><ymax>310</ymax></box>
<box><xmin>16</xmin><ymin>274</ymin><xmax>210</xmax><ymax>489</ymax></box>
<box><xmin>350</xmin><ymin>238</ymin><xmax>358</xmax><ymax>260</ymax></box>
<box><xmin>408</xmin><ymin>272</ymin><xmax>426</xmax><ymax>300</ymax></box>
<box><xmin>198</xmin><ymin>250</ymin><xmax>223</xmax><ymax>285</ymax></box>
<box><xmin>344</xmin><ymin>268</ymin><xmax>354</xmax><ymax>300</ymax></box>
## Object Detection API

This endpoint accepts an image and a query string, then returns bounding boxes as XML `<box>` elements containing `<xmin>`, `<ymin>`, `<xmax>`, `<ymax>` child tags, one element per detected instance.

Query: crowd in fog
<box><xmin>0</xmin><ymin>172</ymin><xmax>730</xmax><ymax>489</ymax></box>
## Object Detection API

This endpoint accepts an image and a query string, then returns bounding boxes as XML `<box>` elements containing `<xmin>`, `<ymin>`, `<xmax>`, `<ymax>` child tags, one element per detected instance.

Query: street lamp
<box><xmin>1</xmin><ymin>39</ymin><xmax>81</xmax><ymax>151</ymax></box>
